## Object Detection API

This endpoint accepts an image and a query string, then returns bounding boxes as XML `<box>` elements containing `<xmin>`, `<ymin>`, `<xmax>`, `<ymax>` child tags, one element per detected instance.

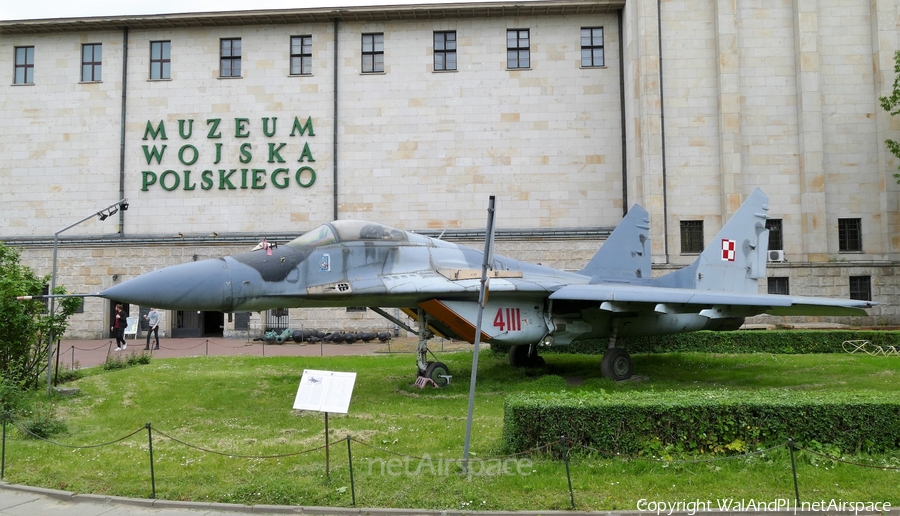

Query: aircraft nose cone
<box><xmin>100</xmin><ymin>258</ymin><xmax>233</xmax><ymax>311</ymax></box>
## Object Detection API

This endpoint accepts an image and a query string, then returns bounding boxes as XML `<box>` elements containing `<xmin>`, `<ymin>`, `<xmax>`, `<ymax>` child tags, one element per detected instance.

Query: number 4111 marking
<box><xmin>493</xmin><ymin>308</ymin><xmax>521</xmax><ymax>332</ymax></box>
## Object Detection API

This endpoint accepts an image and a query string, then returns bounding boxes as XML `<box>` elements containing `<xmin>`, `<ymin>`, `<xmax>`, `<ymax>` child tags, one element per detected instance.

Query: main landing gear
<box><xmin>601</xmin><ymin>320</ymin><xmax>633</xmax><ymax>381</ymax></box>
<box><xmin>508</xmin><ymin>344</ymin><xmax>545</xmax><ymax>368</ymax></box>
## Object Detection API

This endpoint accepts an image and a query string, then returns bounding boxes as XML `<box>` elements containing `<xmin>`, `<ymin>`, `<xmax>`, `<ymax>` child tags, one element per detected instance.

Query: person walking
<box><xmin>111</xmin><ymin>304</ymin><xmax>127</xmax><ymax>351</ymax></box>
<box><xmin>144</xmin><ymin>307</ymin><xmax>160</xmax><ymax>350</ymax></box>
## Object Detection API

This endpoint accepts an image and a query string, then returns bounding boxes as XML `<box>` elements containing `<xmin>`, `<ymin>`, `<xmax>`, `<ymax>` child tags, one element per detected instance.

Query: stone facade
<box><xmin>2</xmin><ymin>0</ymin><xmax>899</xmax><ymax>339</ymax></box>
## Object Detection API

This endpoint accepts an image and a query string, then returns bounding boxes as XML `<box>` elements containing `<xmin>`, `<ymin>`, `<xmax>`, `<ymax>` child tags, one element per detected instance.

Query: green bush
<box><xmin>491</xmin><ymin>330</ymin><xmax>900</xmax><ymax>356</ymax></box>
<box><xmin>17</xmin><ymin>403</ymin><xmax>67</xmax><ymax>439</ymax></box>
<box><xmin>54</xmin><ymin>364</ymin><xmax>83</xmax><ymax>384</ymax></box>
<box><xmin>502</xmin><ymin>390</ymin><xmax>900</xmax><ymax>457</ymax></box>
<box><xmin>103</xmin><ymin>352</ymin><xmax>151</xmax><ymax>371</ymax></box>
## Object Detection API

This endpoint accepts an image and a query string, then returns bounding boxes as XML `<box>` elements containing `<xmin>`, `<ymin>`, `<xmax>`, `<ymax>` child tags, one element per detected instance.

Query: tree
<box><xmin>879</xmin><ymin>50</ymin><xmax>900</xmax><ymax>183</ymax></box>
<box><xmin>0</xmin><ymin>242</ymin><xmax>81</xmax><ymax>390</ymax></box>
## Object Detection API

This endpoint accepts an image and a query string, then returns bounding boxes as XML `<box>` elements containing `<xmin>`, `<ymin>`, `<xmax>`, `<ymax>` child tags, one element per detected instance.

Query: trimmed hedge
<box><xmin>491</xmin><ymin>330</ymin><xmax>900</xmax><ymax>356</ymax></box>
<box><xmin>502</xmin><ymin>390</ymin><xmax>900</xmax><ymax>456</ymax></box>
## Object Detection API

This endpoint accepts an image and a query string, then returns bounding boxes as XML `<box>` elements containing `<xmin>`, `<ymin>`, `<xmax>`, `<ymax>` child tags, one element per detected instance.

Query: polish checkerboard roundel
<box><xmin>721</xmin><ymin>239</ymin><xmax>736</xmax><ymax>261</ymax></box>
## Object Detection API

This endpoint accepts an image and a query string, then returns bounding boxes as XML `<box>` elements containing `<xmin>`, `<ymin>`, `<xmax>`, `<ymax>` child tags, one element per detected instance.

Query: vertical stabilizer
<box><xmin>655</xmin><ymin>188</ymin><xmax>770</xmax><ymax>293</ymax></box>
<box><xmin>579</xmin><ymin>205</ymin><xmax>652</xmax><ymax>282</ymax></box>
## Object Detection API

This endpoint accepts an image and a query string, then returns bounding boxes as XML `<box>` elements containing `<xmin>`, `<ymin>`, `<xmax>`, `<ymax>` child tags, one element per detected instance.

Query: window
<box><xmin>838</xmin><ymin>218</ymin><xmax>862</xmax><ymax>252</ymax></box>
<box><xmin>507</xmin><ymin>29</ymin><xmax>530</xmax><ymax>69</ymax></box>
<box><xmin>434</xmin><ymin>31</ymin><xmax>457</xmax><ymax>71</ymax></box>
<box><xmin>81</xmin><ymin>43</ymin><xmax>102</xmax><ymax>82</ymax></box>
<box><xmin>290</xmin><ymin>36</ymin><xmax>312</xmax><ymax>75</ymax></box>
<box><xmin>680</xmin><ymin>220</ymin><xmax>704</xmax><ymax>254</ymax></box>
<box><xmin>580</xmin><ymin>27</ymin><xmax>604</xmax><ymax>67</ymax></box>
<box><xmin>346</xmin><ymin>307</ymin><xmax>367</xmax><ymax>313</ymax></box>
<box><xmin>14</xmin><ymin>46</ymin><xmax>34</xmax><ymax>84</ymax></box>
<box><xmin>220</xmin><ymin>38</ymin><xmax>242</xmax><ymax>78</ymax></box>
<box><xmin>767</xmin><ymin>277</ymin><xmax>790</xmax><ymax>295</ymax></box>
<box><xmin>362</xmin><ymin>33</ymin><xmax>384</xmax><ymax>73</ymax></box>
<box><xmin>150</xmin><ymin>41</ymin><xmax>171</xmax><ymax>80</ymax></box>
<box><xmin>849</xmin><ymin>276</ymin><xmax>871</xmax><ymax>301</ymax></box>
<box><xmin>766</xmin><ymin>218</ymin><xmax>783</xmax><ymax>251</ymax></box>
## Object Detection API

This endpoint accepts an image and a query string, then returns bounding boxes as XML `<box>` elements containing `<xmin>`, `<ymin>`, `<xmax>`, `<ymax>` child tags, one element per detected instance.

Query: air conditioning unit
<box><xmin>767</xmin><ymin>250</ymin><xmax>785</xmax><ymax>262</ymax></box>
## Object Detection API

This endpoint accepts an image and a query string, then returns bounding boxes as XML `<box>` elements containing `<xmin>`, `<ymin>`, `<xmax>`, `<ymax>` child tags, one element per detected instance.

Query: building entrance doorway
<box><xmin>172</xmin><ymin>311</ymin><xmax>224</xmax><ymax>338</ymax></box>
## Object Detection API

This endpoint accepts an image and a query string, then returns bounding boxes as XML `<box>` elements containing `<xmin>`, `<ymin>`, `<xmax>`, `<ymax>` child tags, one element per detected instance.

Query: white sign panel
<box><xmin>292</xmin><ymin>369</ymin><xmax>357</xmax><ymax>414</ymax></box>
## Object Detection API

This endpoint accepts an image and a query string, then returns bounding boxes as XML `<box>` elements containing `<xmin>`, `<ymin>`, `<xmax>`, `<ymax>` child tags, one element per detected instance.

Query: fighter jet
<box><xmin>99</xmin><ymin>189</ymin><xmax>876</xmax><ymax>383</ymax></box>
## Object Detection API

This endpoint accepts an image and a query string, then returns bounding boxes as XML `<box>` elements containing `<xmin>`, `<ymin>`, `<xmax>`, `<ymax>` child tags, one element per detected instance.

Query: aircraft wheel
<box><xmin>600</xmin><ymin>348</ymin><xmax>633</xmax><ymax>381</ymax></box>
<box><xmin>424</xmin><ymin>361</ymin><xmax>451</xmax><ymax>387</ymax></box>
<box><xmin>509</xmin><ymin>345</ymin><xmax>544</xmax><ymax>368</ymax></box>
<box><xmin>509</xmin><ymin>345</ymin><xmax>530</xmax><ymax>367</ymax></box>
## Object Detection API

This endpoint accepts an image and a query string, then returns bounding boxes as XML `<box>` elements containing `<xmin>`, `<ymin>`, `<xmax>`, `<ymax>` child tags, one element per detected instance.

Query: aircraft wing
<box><xmin>549</xmin><ymin>284</ymin><xmax>876</xmax><ymax>317</ymax></box>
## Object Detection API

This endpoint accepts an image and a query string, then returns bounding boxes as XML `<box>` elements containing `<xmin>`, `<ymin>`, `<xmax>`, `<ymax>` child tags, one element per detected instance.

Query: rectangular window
<box><xmin>346</xmin><ymin>307</ymin><xmax>367</xmax><ymax>313</ymax></box>
<box><xmin>767</xmin><ymin>277</ymin><xmax>790</xmax><ymax>295</ymax></box>
<box><xmin>434</xmin><ymin>31</ymin><xmax>457</xmax><ymax>71</ymax></box>
<box><xmin>680</xmin><ymin>220</ymin><xmax>704</xmax><ymax>254</ymax></box>
<box><xmin>580</xmin><ymin>27</ymin><xmax>604</xmax><ymax>67</ymax></box>
<box><xmin>838</xmin><ymin>218</ymin><xmax>862</xmax><ymax>252</ymax></box>
<box><xmin>220</xmin><ymin>38</ymin><xmax>242</xmax><ymax>78</ymax></box>
<box><xmin>290</xmin><ymin>35</ymin><xmax>312</xmax><ymax>75</ymax></box>
<box><xmin>849</xmin><ymin>276</ymin><xmax>871</xmax><ymax>301</ymax></box>
<box><xmin>766</xmin><ymin>218</ymin><xmax>783</xmax><ymax>251</ymax></box>
<box><xmin>362</xmin><ymin>33</ymin><xmax>384</xmax><ymax>73</ymax></box>
<box><xmin>507</xmin><ymin>29</ymin><xmax>530</xmax><ymax>69</ymax></box>
<box><xmin>150</xmin><ymin>41</ymin><xmax>171</xmax><ymax>80</ymax></box>
<box><xmin>81</xmin><ymin>43</ymin><xmax>102</xmax><ymax>82</ymax></box>
<box><xmin>14</xmin><ymin>46</ymin><xmax>34</xmax><ymax>84</ymax></box>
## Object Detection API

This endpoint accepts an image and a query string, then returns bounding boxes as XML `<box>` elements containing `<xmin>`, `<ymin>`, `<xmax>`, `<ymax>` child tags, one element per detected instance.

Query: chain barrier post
<box><xmin>1</xmin><ymin>413</ymin><xmax>7</xmax><ymax>479</ymax></box>
<box><xmin>206</xmin><ymin>339</ymin><xmax>209</xmax><ymax>357</ymax></box>
<box><xmin>346</xmin><ymin>435</ymin><xmax>356</xmax><ymax>506</ymax></box>
<box><xmin>71</xmin><ymin>346</ymin><xmax>75</xmax><ymax>370</ymax></box>
<box><xmin>146</xmin><ymin>423</ymin><xmax>157</xmax><ymax>499</ymax></box>
<box><xmin>788</xmin><ymin>439</ymin><xmax>800</xmax><ymax>505</ymax></box>
<box><xmin>561</xmin><ymin>436</ymin><xmax>575</xmax><ymax>509</ymax></box>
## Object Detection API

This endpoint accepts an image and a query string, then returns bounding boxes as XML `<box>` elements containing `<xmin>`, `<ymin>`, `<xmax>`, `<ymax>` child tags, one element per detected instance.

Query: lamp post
<box><xmin>46</xmin><ymin>198</ymin><xmax>128</xmax><ymax>396</ymax></box>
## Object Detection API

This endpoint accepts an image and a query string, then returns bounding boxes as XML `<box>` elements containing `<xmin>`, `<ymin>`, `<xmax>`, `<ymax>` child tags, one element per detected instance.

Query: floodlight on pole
<box><xmin>46</xmin><ymin>198</ymin><xmax>127</xmax><ymax>396</ymax></box>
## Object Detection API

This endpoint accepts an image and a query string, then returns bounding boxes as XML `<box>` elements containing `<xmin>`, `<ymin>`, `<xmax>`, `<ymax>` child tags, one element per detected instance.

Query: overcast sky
<box><xmin>1</xmin><ymin>0</ymin><xmax>482</xmax><ymax>21</ymax></box>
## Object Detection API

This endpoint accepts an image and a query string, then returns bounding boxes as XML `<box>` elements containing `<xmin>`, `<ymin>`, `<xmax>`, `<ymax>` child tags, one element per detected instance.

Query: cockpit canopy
<box><xmin>286</xmin><ymin>220</ymin><xmax>409</xmax><ymax>248</ymax></box>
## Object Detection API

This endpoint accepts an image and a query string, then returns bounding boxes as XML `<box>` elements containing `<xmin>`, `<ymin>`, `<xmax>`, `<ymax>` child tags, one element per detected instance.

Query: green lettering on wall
<box><xmin>178</xmin><ymin>145</ymin><xmax>199</xmax><ymax>166</ymax></box>
<box><xmin>160</xmin><ymin>170</ymin><xmax>181</xmax><ymax>191</ymax></box>
<box><xmin>298</xmin><ymin>142</ymin><xmax>315</xmax><ymax>162</ymax></box>
<box><xmin>290</xmin><ymin>116</ymin><xmax>315</xmax><ymax>137</ymax></box>
<box><xmin>240</xmin><ymin>169</ymin><xmax>249</xmax><ymax>189</ymax></box>
<box><xmin>214</xmin><ymin>143</ymin><xmax>222</xmax><ymax>164</ymax></box>
<box><xmin>141</xmin><ymin>171</ymin><xmax>158</xmax><ymax>191</ymax></box>
<box><xmin>206</xmin><ymin>118</ymin><xmax>222</xmax><ymax>138</ymax></box>
<box><xmin>296</xmin><ymin>166</ymin><xmax>316</xmax><ymax>187</ymax></box>
<box><xmin>143</xmin><ymin>120</ymin><xmax>167</xmax><ymax>140</ymax></box>
<box><xmin>272</xmin><ymin>168</ymin><xmax>289</xmax><ymax>188</ymax></box>
<box><xmin>218</xmin><ymin>169</ymin><xmax>237</xmax><ymax>189</ymax></box>
<box><xmin>235</xmin><ymin>118</ymin><xmax>250</xmax><ymax>138</ymax></box>
<box><xmin>263</xmin><ymin>117</ymin><xmax>277</xmax><ymax>137</ymax></box>
<box><xmin>252</xmin><ymin>169</ymin><xmax>266</xmax><ymax>189</ymax></box>
<box><xmin>201</xmin><ymin>170</ymin><xmax>214</xmax><ymax>190</ymax></box>
<box><xmin>183</xmin><ymin>170</ymin><xmax>196</xmax><ymax>190</ymax></box>
<box><xmin>142</xmin><ymin>145</ymin><xmax>167</xmax><ymax>165</ymax></box>
<box><xmin>268</xmin><ymin>143</ymin><xmax>286</xmax><ymax>163</ymax></box>
<box><xmin>178</xmin><ymin>119</ymin><xmax>193</xmax><ymax>139</ymax></box>
<box><xmin>239</xmin><ymin>143</ymin><xmax>252</xmax><ymax>163</ymax></box>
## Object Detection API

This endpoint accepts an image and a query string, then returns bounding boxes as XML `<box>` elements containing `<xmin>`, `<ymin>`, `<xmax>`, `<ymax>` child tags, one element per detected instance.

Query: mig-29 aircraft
<box><xmin>99</xmin><ymin>189</ymin><xmax>875</xmax><ymax>383</ymax></box>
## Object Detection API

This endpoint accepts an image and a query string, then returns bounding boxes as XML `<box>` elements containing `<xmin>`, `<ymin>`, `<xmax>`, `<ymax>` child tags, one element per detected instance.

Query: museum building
<box><xmin>1</xmin><ymin>0</ymin><xmax>898</xmax><ymax>340</ymax></box>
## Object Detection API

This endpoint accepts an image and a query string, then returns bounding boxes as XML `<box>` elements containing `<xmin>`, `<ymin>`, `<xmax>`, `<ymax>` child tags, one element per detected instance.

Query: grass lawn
<box><xmin>4</xmin><ymin>349</ymin><xmax>900</xmax><ymax>511</ymax></box>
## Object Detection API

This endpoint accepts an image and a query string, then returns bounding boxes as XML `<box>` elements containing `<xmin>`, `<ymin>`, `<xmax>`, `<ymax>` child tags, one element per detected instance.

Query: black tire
<box><xmin>424</xmin><ymin>361</ymin><xmax>451</xmax><ymax>387</ymax></box>
<box><xmin>600</xmin><ymin>348</ymin><xmax>633</xmax><ymax>381</ymax></box>
<box><xmin>509</xmin><ymin>345</ymin><xmax>530</xmax><ymax>367</ymax></box>
<box><xmin>509</xmin><ymin>345</ymin><xmax>544</xmax><ymax>368</ymax></box>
